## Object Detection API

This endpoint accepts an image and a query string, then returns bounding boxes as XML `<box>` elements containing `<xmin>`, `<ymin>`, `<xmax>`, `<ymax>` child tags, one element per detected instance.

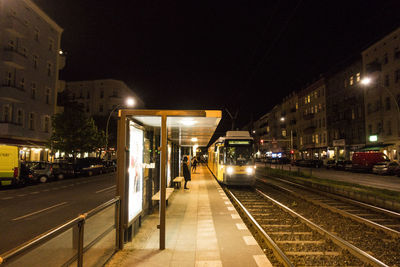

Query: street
<box><xmin>257</xmin><ymin>162</ymin><xmax>400</xmax><ymax>192</ymax></box>
<box><xmin>0</xmin><ymin>173</ymin><xmax>116</xmax><ymax>254</ymax></box>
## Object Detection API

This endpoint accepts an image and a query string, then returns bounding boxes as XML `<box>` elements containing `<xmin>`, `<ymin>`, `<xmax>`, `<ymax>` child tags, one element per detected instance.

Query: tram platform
<box><xmin>106</xmin><ymin>166</ymin><xmax>271</xmax><ymax>267</ymax></box>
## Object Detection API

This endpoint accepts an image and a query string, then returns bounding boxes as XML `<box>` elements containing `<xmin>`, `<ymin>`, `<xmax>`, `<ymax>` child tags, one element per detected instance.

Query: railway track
<box><xmin>226</xmin><ymin>186</ymin><xmax>392</xmax><ymax>266</ymax></box>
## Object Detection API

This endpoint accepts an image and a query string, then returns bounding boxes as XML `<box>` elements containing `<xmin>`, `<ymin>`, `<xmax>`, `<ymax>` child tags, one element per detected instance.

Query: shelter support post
<box><xmin>160</xmin><ymin>115</ymin><xmax>167</xmax><ymax>249</ymax></box>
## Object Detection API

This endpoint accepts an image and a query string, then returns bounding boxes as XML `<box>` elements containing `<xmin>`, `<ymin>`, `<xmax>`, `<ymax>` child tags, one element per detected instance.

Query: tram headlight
<box><xmin>246</xmin><ymin>167</ymin><xmax>254</xmax><ymax>175</ymax></box>
<box><xmin>226</xmin><ymin>166</ymin><xmax>234</xmax><ymax>175</ymax></box>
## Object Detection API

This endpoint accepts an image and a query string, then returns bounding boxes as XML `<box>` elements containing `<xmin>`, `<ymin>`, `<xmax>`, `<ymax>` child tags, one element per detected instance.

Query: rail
<box><xmin>0</xmin><ymin>197</ymin><xmax>120</xmax><ymax>267</ymax></box>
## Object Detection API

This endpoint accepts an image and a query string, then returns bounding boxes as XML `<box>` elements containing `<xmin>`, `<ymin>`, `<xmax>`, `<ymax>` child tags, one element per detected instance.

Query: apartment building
<box><xmin>0</xmin><ymin>0</ymin><xmax>64</xmax><ymax>161</ymax></box>
<box><xmin>326</xmin><ymin>57</ymin><xmax>365</xmax><ymax>160</ymax></box>
<box><xmin>280</xmin><ymin>91</ymin><xmax>299</xmax><ymax>157</ymax></box>
<box><xmin>65</xmin><ymin>79</ymin><xmax>144</xmax><ymax>117</ymax></box>
<box><xmin>297</xmin><ymin>78</ymin><xmax>328</xmax><ymax>159</ymax></box>
<box><xmin>361</xmin><ymin>27</ymin><xmax>400</xmax><ymax>161</ymax></box>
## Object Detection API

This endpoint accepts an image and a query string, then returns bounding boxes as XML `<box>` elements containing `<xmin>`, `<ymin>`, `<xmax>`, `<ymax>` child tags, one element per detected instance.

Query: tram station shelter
<box><xmin>116</xmin><ymin>109</ymin><xmax>221</xmax><ymax>249</ymax></box>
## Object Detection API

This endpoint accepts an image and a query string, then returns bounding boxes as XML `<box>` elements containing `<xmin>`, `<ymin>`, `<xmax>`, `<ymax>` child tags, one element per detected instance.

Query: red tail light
<box><xmin>14</xmin><ymin>167</ymin><xmax>19</xmax><ymax>178</ymax></box>
<box><xmin>50</xmin><ymin>165</ymin><xmax>53</xmax><ymax>172</ymax></box>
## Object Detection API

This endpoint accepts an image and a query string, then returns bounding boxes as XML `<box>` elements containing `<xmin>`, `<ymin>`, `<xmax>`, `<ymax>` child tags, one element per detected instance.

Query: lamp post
<box><xmin>105</xmin><ymin>98</ymin><xmax>134</xmax><ymax>157</ymax></box>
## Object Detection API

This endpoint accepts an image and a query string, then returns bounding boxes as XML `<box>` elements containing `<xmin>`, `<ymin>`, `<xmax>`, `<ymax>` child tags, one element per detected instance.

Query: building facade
<box><xmin>326</xmin><ymin>57</ymin><xmax>365</xmax><ymax>160</ymax></box>
<box><xmin>65</xmin><ymin>79</ymin><xmax>144</xmax><ymax>117</ymax></box>
<box><xmin>362</xmin><ymin>27</ymin><xmax>400</xmax><ymax>160</ymax></box>
<box><xmin>0</xmin><ymin>0</ymin><xmax>64</xmax><ymax>161</ymax></box>
<box><xmin>297</xmin><ymin>78</ymin><xmax>328</xmax><ymax>159</ymax></box>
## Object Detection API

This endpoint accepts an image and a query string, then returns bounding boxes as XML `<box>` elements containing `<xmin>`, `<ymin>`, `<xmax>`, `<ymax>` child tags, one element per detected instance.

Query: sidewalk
<box><xmin>106</xmin><ymin>166</ymin><xmax>271</xmax><ymax>267</ymax></box>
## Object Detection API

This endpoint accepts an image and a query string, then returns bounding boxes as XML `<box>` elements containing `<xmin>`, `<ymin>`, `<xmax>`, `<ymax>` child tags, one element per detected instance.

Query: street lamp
<box><xmin>105</xmin><ymin>98</ymin><xmax>135</xmax><ymax>156</ymax></box>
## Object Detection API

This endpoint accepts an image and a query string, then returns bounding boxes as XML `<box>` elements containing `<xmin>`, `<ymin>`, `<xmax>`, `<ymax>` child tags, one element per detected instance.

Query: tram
<box><xmin>208</xmin><ymin>131</ymin><xmax>256</xmax><ymax>186</ymax></box>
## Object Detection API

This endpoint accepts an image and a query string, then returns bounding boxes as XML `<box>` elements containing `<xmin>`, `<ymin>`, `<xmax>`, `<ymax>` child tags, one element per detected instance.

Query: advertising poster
<box><xmin>128</xmin><ymin>124</ymin><xmax>143</xmax><ymax>223</ymax></box>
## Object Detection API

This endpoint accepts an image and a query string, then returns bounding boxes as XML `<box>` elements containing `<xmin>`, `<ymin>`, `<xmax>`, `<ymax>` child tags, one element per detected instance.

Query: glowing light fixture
<box><xmin>180</xmin><ymin>118</ymin><xmax>196</xmax><ymax>126</ymax></box>
<box><xmin>369</xmin><ymin>135</ymin><xmax>378</xmax><ymax>142</ymax></box>
<box><xmin>280</xmin><ymin>117</ymin><xmax>285</xmax><ymax>122</ymax></box>
<box><xmin>361</xmin><ymin>77</ymin><xmax>371</xmax><ymax>85</ymax></box>
<box><xmin>227</xmin><ymin>166</ymin><xmax>234</xmax><ymax>175</ymax></box>
<box><xmin>191</xmin><ymin>137</ymin><xmax>198</xmax><ymax>142</ymax></box>
<box><xmin>126</xmin><ymin>98</ymin><xmax>135</xmax><ymax>107</ymax></box>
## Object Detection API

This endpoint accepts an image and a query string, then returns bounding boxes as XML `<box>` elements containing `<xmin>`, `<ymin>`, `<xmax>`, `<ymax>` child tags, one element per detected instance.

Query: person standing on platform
<box><xmin>182</xmin><ymin>156</ymin><xmax>191</xmax><ymax>189</ymax></box>
<box><xmin>191</xmin><ymin>156</ymin><xmax>198</xmax><ymax>173</ymax></box>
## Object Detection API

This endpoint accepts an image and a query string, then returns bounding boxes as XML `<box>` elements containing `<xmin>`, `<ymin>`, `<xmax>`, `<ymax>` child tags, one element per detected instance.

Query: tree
<box><xmin>49</xmin><ymin>102</ymin><xmax>106</xmax><ymax>159</ymax></box>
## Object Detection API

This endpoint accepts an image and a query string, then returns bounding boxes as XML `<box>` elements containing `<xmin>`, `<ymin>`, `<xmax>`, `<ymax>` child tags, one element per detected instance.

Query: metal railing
<box><xmin>0</xmin><ymin>197</ymin><xmax>120</xmax><ymax>267</ymax></box>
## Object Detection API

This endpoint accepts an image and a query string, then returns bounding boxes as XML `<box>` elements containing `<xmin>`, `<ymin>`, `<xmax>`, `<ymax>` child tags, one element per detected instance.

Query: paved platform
<box><xmin>106</xmin><ymin>166</ymin><xmax>271</xmax><ymax>267</ymax></box>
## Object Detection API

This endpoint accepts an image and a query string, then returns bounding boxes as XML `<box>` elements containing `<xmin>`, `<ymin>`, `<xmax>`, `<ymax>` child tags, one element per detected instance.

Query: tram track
<box><xmin>225</xmin><ymin>184</ymin><xmax>397</xmax><ymax>266</ymax></box>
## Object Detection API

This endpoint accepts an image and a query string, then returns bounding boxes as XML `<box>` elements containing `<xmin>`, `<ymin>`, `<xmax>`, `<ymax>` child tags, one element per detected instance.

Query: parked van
<box><xmin>0</xmin><ymin>145</ymin><xmax>21</xmax><ymax>186</ymax></box>
<box><xmin>352</xmin><ymin>151</ymin><xmax>389</xmax><ymax>171</ymax></box>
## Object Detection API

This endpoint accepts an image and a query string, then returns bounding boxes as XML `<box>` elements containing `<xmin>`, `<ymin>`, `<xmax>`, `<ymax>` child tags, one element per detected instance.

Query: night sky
<box><xmin>34</xmin><ymin>0</ymin><xmax>400</xmax><ymax>132</ymax></box>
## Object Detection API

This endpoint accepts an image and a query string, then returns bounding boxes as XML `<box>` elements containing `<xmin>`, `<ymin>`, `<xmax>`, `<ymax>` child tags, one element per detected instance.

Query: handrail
<box><xmin>0</xmin><ymin>197</ymin><xmax>120</xmax><ymax>265</ymax></box>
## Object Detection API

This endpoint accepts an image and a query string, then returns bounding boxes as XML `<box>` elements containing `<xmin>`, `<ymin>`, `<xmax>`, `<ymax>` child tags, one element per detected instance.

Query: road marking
<box><xmin>243</xmin><ymin>236</ymin><xmax>258</xmax><ymax>245</ymax></box>
<box><xmin>12</xmin><ymin>202</ymin><xmax>68</xmax><ymax>221</ymax></box>
<box><xmin>231</xmin><ymin>214</ymin><xmax>240</xmax><ymax>219</ymax></box>
<box><xmin>96</xmin><ymin>185</ymin><xmax>116</xmax><ymax>193</ymax></box>
<box><xmin>236</xmin><ymin>223</ymin><xmax>247</xmax><ymax>230</ymax></box>
<box><xmin>227</xmin><ymin>207</ymin><xmax>235</xmax><ymax>211</ymax></box>
<box><xmin>2</xmin><ymin>197</ymin><xmax>14</xmax><ymax>200</ymax></box>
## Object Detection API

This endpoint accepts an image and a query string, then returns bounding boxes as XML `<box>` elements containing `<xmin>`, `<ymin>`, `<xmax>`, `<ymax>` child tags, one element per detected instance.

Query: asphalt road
<box><xmin>257</xmin><ymin>162</ymin><xmax>400</xmax><ymax>192</ymax></box>
<box><xmin>0</xmin><ymin>173</ymin><xmax>116</xmax><ymax>254</ymax></box>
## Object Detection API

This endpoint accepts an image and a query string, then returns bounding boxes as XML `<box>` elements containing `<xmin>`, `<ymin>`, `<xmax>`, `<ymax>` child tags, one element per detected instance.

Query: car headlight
<box><xmin>227</xmin><ymin>166</ymin><xmax>234</xmax><ymax>175</ymax></box>
<box><xmin>246</xmin><ymin>167</ymin><xmax>253</xmax><ymax>175</ymax></box>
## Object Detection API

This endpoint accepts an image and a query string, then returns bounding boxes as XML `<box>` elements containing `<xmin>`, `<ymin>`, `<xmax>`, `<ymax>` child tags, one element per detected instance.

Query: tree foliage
<box><xmin>49</xmin><ymin>102</ymin><xmax>106</xmax><ymax>157</ymax></box>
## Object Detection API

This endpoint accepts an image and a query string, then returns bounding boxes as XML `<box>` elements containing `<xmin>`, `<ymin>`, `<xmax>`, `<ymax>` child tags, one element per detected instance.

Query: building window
<box><xmin>29</xmin><ymin>113</ymin><xmax>35</xmax><ymax>130</ymax></box>
<box><xmin>344</xmin><ymin>79</ymin><xmax>347</xmax><ymax>88</ymax></box>
<box><xmin>87</xmin><ymin>91</ymin><xmax>90</xmax><ymax>99</ymax></box>
<box><xmin>100</xmin><ymin>90</ymin><xmax>104</xmax><ymax>98</ymax></box>
<box><xmin>33</xmin><ymin>55</ymin><xmax>38</xmax><ymax>69</ymax></box>
<box><xmin>304</xmin><ymin>97</ymin><xmax>307</xmax><ymax>104</ymax></box>
<box><xmin>356</xmin><ymin>73</ymin><xmax>361</xmax><ymax>82</ymax></box>
<box><xmin>47</xmin><ymin>62</ymin><xmax>52</xmax><ymax>76</ymax></box>
<box><xmin>311</xmin><ymin>106</ymin><xmax>314</xmax><ymax>114</ymax></box>
<box><xmin>3</xmin><ymin>105</ymin><xmax>11</xmax><ymax>122</ymax></box>
<box><xmin>384</xmin><ymin>74</ymin><xmax>389</xmax><ymax>87</ymax></box>
<box><xmin>34</xmin><ymin>28</ymin><xmax>39</xmax><ymax>41</ymax></box>
<box><xmin>322</xmin><ymin>118</ymin><xmax>325</xmax><ymax>127</ymax></box>
<box><xmin>315</xmin><ymin>105</ymin><xmax>318</xmax><ymax>113</ymax></box>
<box><xmin>352</xmin><ymin>109</ymin><xmax>355</xmax><ymax>120</ymax></box>
<box><xmin>17</xmin><ymin>109</ymin><xmax>23</xmax><ymax>125</ymax></box>
<box><xmin>79</xmin><ymin>90</ymin><xmax>83</xmax><ymax>98</ymax></box>
<box><xmin>386</xmin><ymin>97</ymin><xmax>391</xmax><ymax>111</ymax></box>
<box><xmin>383</xmin><ymin>53</ymin><xmax>388</xmax><ymax>64</ymax></box>
<box><xmin>315</xmin><ymin>134</ymin><xmax>319</xmax><ymax>144</ymax></box>
<box><xmin>266</xmin><ymin>126</ymin><xmax>270</xmax><ymax>133</ymax></box>
<box><xmin>31</xmin><ymin>83</ymin><xmax>36</xmax><ymax>99</ymax></box>
<box><xmin>300</xmin><ymin>136</ymin><xmax>303</xmax><ymax>146</ymax></box>
<box><xmin>44</xmin><ymin>116</ymin><xmax>50</xmax><ymax>133</ymax></box>
<box><xmin>99</xmin><ymin>104</ymin><xmax>104</xmax><ymax>112</ymax></box>
<box><xmin>350</xmin><ymin>76</ymin><xmax>354</xmax><ymax>85</ymax></box>
<box><xmin>7</xmin><ymin>40</ymin><xmax>15</xmax><ymax>50</ymax></box>
<box><xmin>112</xmin><ymin>89</ymin><xmax>119</xmax><ymax>97</ymax></box>
<box><xmin>86</xmin><ymin>103</ymin><xmax>90</xmax><ymax>113</ymax></box>
<box><xmin>282</xmin><ymin>129</ymin><xmax>286</xmax><ymax>137</ymax></box>
<box><xmin>295</xmin><ymin>102</ymin><xmax>298</xmax><ymax>110</ymax></box>
<box><xmin>20</xmin><ymin>78</ymin><xmax>25</xmax><ymax>89</ymax></box>
<box><xmin>395</xmin><ymin>69</ymin><xmax>400</xmax><ymax>83</ymax></box>
<box><xmin>377</xmin><ymin>122</ymin><xmax>383</xmax><ymax>133</ymax></box>
<box><xmin>5</xmin><ymin>71</ymin><xmax>12</xmax><ymax>86</ymax></box>
<box><xmin>395</xmin><ymin>47</ymin><xmax>400</xmax><ymax>59</ymax></box>
<box><xmin>368</xmin><ymin>124</ymin><xmax>372</xmax><ymax>135</ymax></box>
<box><xmin>367</xmin><ymin>103</ymin><xmax>372</xmax><ymax>114</ymax></box>
<box><xmin>45</xmin><ymin>88</ymin><xmax>50</xmax><ymax>104</ymax></box>
<box><xmin>307</xmin><ymin>95</ymin><xmax>310</xmax><ymax>103</ymax></box>
<box><xmin>48</xmin><ymin>38</ymin><xmax>54</xmax><ymax>51</ymax></box>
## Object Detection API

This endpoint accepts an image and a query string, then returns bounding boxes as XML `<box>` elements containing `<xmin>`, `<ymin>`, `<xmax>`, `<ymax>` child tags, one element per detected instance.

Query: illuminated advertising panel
<box><xmin>128</xmin><ymin>124</ymin><xmax>143</xmax><ymax>223</ymax></box>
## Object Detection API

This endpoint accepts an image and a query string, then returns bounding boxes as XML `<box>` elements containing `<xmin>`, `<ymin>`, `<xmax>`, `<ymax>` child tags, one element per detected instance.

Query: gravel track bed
<box><xmin>230</xmin><ymin>188</ymin><xmax>365</xmax><ymax>266</ymax></box>
<box><xmin>256</xmin><ymin>182</ymin><xmax>400</xmax><ymax>266</ymax></box>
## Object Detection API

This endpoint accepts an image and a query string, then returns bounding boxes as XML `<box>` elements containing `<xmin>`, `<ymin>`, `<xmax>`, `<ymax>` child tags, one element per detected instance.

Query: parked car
<box><xmin>352</xmin><ymin>152</ymin><xmax>389</xmax><ymax>172</ymax></box>
<box><xmin>52</xmin><ymin>162</ymin><xmax>75</xmax><ymax>180</ymax></box>
<box><xmin>325</xmin><ymin>160</ymin><xmax>336</xmax><ymax>169</ymax></box>
<box><xmin>372</xmin><ymin>161</ymin><xmax>399</xmax><ymax>175</ymax></box>
<box><xmin>28</xmin><ymin>162</ymin><xmax>54</xmax><ymax>183</ymax></box>
<box><xmin>73</xmin><ymin>158</ymin><xmax>104</xmax><ymax>177</ymax></box>
<box><xmin>336</xmin><ymin>160</ymin><xmax>352</xmax><ymax>171</ymax></box>
<box><xmin>102</xmin><ymin>160</ymin><xmax>116</xmax><ymax>173</ymax></box>
<box><xmin>20</xmin><ymin>162</ymin><xmax>35</xmax><ymax>184</ymax></box>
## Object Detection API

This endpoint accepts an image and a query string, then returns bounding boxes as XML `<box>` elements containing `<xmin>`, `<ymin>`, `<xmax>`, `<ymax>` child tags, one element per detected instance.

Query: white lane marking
<box><xmin>236</xmin><ymin>223</ymin><xmax>247</xmax><ymax>230</ymax></box>
<box><xmin>231</xmin><ymin>214</ymin><xmax>240</xmax><ymax>219</ymax></box>
<box><xmin>227</xmin><ymin>207</ymin><xmax>235</xmax><ymax>211</ymax></box>
<box><xmin>96</xmin><ymin>185</ymin><xmax>116</xmax><ymax>193</ymax></box>
<box><xmin>224</xmin><ymin>201</ymin><xmax>231</xmax><ymax>205</ymax></box>
<box><xmin>12</xmin><ymin>202</ymin><xmax>68</xmax><ymax>221</ymax></box>
<box><xmin>253</xmin><ymin>255</ymin><xmax>273</xmax><ymax>267</ymax></box>
<box><xmin>243</xmin><ymin>236</ymin><xmax>258</xmax><ymax>245</ymax></box>
<box><xmin>2</xmin><ymin>197</ymin><xmax>14</xmax><ymax>200</ymax></box>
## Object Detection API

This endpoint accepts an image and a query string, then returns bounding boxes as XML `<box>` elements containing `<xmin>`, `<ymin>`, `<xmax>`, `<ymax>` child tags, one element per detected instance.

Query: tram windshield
<box><xmin>225</xmin><ymin>140</ymin><xmax>254</xmax><ymax>165</ymax></box>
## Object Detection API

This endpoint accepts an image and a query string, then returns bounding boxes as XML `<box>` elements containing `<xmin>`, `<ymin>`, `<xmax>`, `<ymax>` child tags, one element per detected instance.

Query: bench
<box><xmin>152</xmin><ymin>187</ymin><xmax>174</xmax><ymax>205</ymax></box>
<box><xmin>172</xmin><ymin>176</ymin><xmax>184</xmax><ymax>189</ymax></box>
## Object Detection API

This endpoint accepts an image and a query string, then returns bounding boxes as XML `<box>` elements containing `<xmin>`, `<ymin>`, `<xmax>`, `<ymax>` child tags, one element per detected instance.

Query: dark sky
<box><xmin>34</xmin><ymin>0</ymin><xmax>400</xmax><ymax>132</ymax></box>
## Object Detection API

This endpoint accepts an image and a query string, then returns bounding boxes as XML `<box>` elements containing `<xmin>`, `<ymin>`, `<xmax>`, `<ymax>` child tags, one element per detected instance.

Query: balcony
<box><xmin>3</xmin><ymin>47</ymin><xmax>27</xmax><ymax>69</ymax></box>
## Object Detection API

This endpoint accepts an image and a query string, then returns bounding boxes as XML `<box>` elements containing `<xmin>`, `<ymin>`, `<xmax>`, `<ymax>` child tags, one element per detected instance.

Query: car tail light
<box><xmin>14</xmin><ymin>167</ymin><xmax>19</xmax><ymax>178</ymax></box>
<box><xmin>50</xmin><ymin>165</ymin><xmax>53</xmax><ymax>172</ymax></box>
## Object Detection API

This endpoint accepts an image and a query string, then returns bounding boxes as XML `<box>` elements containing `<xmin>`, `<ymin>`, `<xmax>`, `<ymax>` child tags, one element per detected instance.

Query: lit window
<box><xmin>350</xmin><ymin>76</ymin><xmax>354</xmax><ymax>85</ymax></box>
<box><xmin>318</xmin><ymin>103</ymin><xmax>322</xmax><ymax>112</ymax></box>
<box><xmin>307</xmin><ymin>95</ymin><xmax>310</xmax><ymax>103</ymax></box>
<box><xmin>356</xmin><ymin>73</ymin><xmax>360</xmax><ymax>82</ymax></box>
<box><xmin>312</xmin><ymin>135</ymin><xmax>315</xmax><ymax>143</ymax></box>
<box><xmin>315</xmin><ymin>134</ymin><xmax>319</xmax><ymax>144</ymax></box>
<box><xmin>300</xmin><ymin>136</ymin><xmax>303</xmax><ymax>146</ymax></box>
<box><xmin>295</xmin><ymin>102</ymin><xmax>298</xmax><ymax>110</ymax></box>
<box><xmin>304</xmin><ymin>97</ymin><xmax>307</xmax><ymax>104</ymax></box>
<box><xmin>311</xmin><ymin>106</ymin><xmax>314</xmax><ymax>114</ymax></box>
<box><xmin>266</xmin><ymin>126</ymin><xmax>270</xmax><ymax>133</ymax></box>
<box><xmin>282</xmin><ymin>129</ymin><xmax>286</xmax><ymax>137</ymax></box>
<box><xmin>315</xmin><ymin>105</ymin><xmax>318</xmax><ymax>113</ymax></box>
